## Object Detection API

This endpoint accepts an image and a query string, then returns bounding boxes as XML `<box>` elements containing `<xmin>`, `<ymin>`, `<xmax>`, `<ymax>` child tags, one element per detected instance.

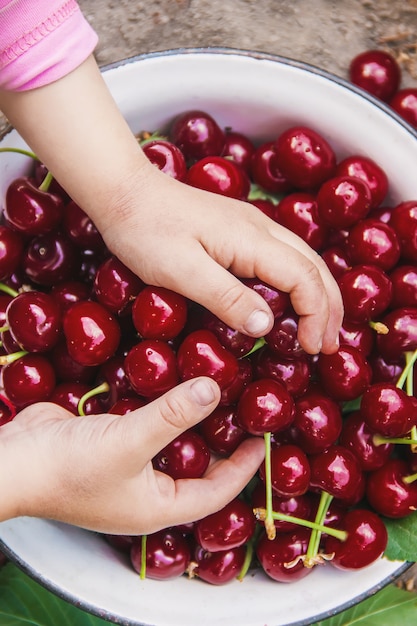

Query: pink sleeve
<box><xmin>0</xmin><ymin>0</ymin><xmax>98</xmax><ymax>91</ymax></box>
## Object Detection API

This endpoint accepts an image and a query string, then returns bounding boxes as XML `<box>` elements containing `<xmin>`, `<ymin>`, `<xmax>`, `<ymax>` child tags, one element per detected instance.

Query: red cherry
<box><xmin>6</xmin><ymin>291</ymin><xmax>62</xmax><ymax>353</ymax></box>
<box><xmin>349</xmin><ymin>49</ymin><xmax>401</xmax><ymax>101</ymax></box>
<box><xmin>153</xmin><ymin>428</ymin><xmax>210</xmax><ymax>479</ymax></box>
<box><xmin>50</xmin><ymin>280</ymin><xmax>91</xmax><ymax>314</ymax></box>
<box><xmin>199</xmin><ymin>309</ymin><xmax>256</xmax><ymax>358</ymax></box>
<box><xmin>376</xmin><ymin>307</ymin><xmax>417</xmax><ymax>362</ymax></box>
<box><xmin>177</xmin><ymin>329</ymin><xmax>239</xmax><ymax>390</ymax></box>
<box><xmin>219</xmin><ymin>357</ymin><xmax>253</xmax><ymax>406</ymax></box>
<box><xmin>316</xmin><ymin>175</ymin><xmax>372</xmax><ymax>229</ymax></box>
<box><xmin>131</xmin><ymin>529</ymin><xmax>190</xmax><ymax>580</ymax></box>
<box><xmin>389</xmin><ymin>201</ymin><xmax>417</xmax><ymax>263</ymax></box>
<box><xmin>337</xmin><ymin>264</ymin><xmax>392</xmax><ymax>324</ymax></box>
<box><xmin>4</xmin><ymin>176</ymin><xmax>63</xmax><ymax>236</ymax></box>
<box><xmin>291</xmin><ymin>387</ymin><xmax>343</xmax><ymax>454</ymax></box>
<box><xmin>366</xmin><ymin>458</ymin><xmax>417</xmax><ymax>518</ymax></box>
<box><xmin>0</xmin><ymin>393</ymin><xmax>16</xmax><ymax>427</ymax></box>
<box><xmin>199</xmin><ymin>405</ymin><xmax>247</xmax><ymax>456</ymax></box>
<box><xmin>339</xmin><ymin>410</ymin><xmax>393</xmax><ymax>471</ymax></box>
<box><xmin>389</xmin><ymin>264</ymin><xmax>417</xmax><ymax>308</ymax></box>
<box><xmin>275</xmin><ymin>125</ymin><xmax>336</xmax><ymax>190</ymax></box>
<box><xmin>142</xmin><ymin>139</ymin><xmax>187</xmax><ymax>181</ymax></box>
<box><xmin>132</xmin><ymin>285</ymin><xmax>188</xmax><ymax>341</ymax></box>
<box><xmin>335</xmin><ymin>154</ymin><xmax>389</xmax><ymax>209</ymax></box>
<box><xmin>194</xmin><ymin>497</ymin><xmax>255</xmax><ymax>552</ymax></box>
<box><xmin>338</xmin><ymin>320</ymin><xmax>375</xmax><ymax>356</ymax></box>
<box><xmin>190</xmin><ymin>544</ymin><xmax>246</xmax><ymax>585</ymax></box>
<box><xmin>22</xmin><ymin>231</ymin><xmax>80</xmax><ymax>286</ymax></box>
<box><xmin>259</xmin><ymin>443</ymin><xmax>311</xmax><ymax>497</ymax></box>
<box><xmin>63</xmin><ymin>300</ymin><xmax>121</xmax><ymax>367</ymax></box>
<box><xmin>321</xmin><ymin>245</ymin><xmax>352</xmax><ymax>280</ymax></box>
<box><xmin>186</xmin><ymin>155</ymin><xmax>250</xmax><ymax>200</ymax></box>
<box><xmin>221</xmin><ymin>130</ymin><xmax>255</xmax><ymax>172</ymax></box>
<box><xmin>360</xmin><ymin>382</ymin><xmax>416</xmax><ymax>438</ymax></box>
<box><xmin>346</xmin><ymin>218</ymin><xmax>400</xmax><ymax>271</ymax></box>
<box><xmin>125</xmin><ymin>339</ymin><xmax>179</xmax><ymax>398</ymax></box>
<box><xmin>325</xmin><ymin>509</ymin><xmax>388</xmax><ymax>570</ymax></box>
<box><xmin>2</xmin><ymin>354</ymin><xmax>56</xmax><ymax>408</ymax></box>
<box><xmin>252</xmin><ymin>346</ymin><xmax>311</xmax><ymax>398</ymax></box>
<box><xmin>256</xmin><ymin>527</ymin><xmax>314</xmax><ymax>583</ymax></box>
<box><xmin>0</xmin><ymin>225</ymin><xmax>24</xmax><ymax>280</ymax></box>
<box><xmin>250</xmin><ymin>141</ymin><xmax>292</xmax><ymax>193</ymax></box>
<box><xmin>276</xmin><ymin>192</ymin><xmax>329</xmax><ymax>251</ymax></box>
<box><xmin>49</xmin><ymin>381</ymin><xmax>103</xmax><ymax>416</ymax></box>
<box><xmin>251</xmin><ymin>481</ymin><xmax>313</xmax><ymax>532</ymax></box>
<box><xmin>169</xmin><ymin>109</ymin><xmax>225</xmax><ymax>160</ymax></box>
<box><xmin>236</xmin><ymin>378</ymin><xmax>294</xmax><ymax>436</ymax></box>
<box><xmin>94</xmin><ymin>255</ymin><xmax>144</xmax><ymax>315</ymax></box>
<box><xmin>50</xmin><ymin>339</ymin><xmax>98</xmax><ymax>384</ymax></box>
<box><xmin>63</xmin><ymin>201</ymin><xmax>105</xmax><ymax>251</ymax></box>
<box><xmin>390</xmin><ymin>88</ymin><xmax>417</xmax><ymax>129</ymax></box>
<box><xmin>241</xmin><ymin>277</ymin><xmax>290</xmax><ymax>319</ymax></box>
<box><xmin>264</xmin><ymin>311</ymin><xmax>303</xmax><ymax>359</ymax></box>
<box><xmin>309</xmin><ymin>445</ymin><xmax>363</xmax><ymax>501</ymax></box>
<box><xmin>316</xmin><ymin>345</ymin><xmax>372</xmax><ymax>402</ymax></box>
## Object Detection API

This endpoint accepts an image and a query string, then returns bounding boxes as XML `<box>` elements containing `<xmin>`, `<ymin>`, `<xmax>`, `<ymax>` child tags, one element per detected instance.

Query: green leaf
<box><xmin>384</xmin><ymin>511</ymin><xmax>417</xmax><ymax>561</ymax></box>
<box><xmin>0</xmin><ymin>563</ymin><xmax>108</xmax><ymax>626</ymax></box>
<box><xmin>316</xmin><ymin>584</ymin><xmax>417</xmax><ymax>625</ymax></box>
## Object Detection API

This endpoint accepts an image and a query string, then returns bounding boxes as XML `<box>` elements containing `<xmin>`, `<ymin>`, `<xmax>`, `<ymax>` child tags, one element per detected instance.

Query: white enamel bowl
<box><xmin>0</xmin><ymin>49</ymin><xmax>415</xmax><ymax>626</ymax></box>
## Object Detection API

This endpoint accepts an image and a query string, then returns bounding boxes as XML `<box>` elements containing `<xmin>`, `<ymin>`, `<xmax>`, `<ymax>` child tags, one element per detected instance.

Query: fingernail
<box><xmin>190</xmin><ymin>378</ymin><xmax>217</xmax><ymax>406</ymax></box>
<box><xmin>244</xmin><ymin>310</ymin><xmax>271</xmax><ymax>335</ymax></box>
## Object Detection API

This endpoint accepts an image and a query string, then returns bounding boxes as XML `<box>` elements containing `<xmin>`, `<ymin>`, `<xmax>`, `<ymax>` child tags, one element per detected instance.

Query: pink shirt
<box><xmin>0</xmin><ymin>0</ymin><xmax>98</xmax><ymax>91</ymax></box>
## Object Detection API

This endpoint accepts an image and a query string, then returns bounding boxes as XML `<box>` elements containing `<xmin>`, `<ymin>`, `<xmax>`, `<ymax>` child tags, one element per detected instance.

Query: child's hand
<box><xmin>97</xmin><ymin>163</ymin><xmax>343</xmax><ymax>356</ymax></box>
<box><xmin>0</xmin><ymin>377</ymin><xmax>264</xmax><ymax>534</ymax></box>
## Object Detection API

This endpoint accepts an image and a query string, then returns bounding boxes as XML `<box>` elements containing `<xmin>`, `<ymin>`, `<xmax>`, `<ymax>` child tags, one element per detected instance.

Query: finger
<box><xmin>154</xmin><ymin>437</ymin><xmax>265</xmax><ymax>527</ymax></box>
<box><xmin>127</xmin><ymin>377</ymin><xmax>221</xmax><ymax>461</ymax></box>
<box><xmin>151</xmin><ymin>239</ymin><xmax>275</xmax><ymax>338</ymax></box>
<box><xmin>265</xmin><ymin>222</ymin><xmax>344</xmax><ymax>353</ymax></box>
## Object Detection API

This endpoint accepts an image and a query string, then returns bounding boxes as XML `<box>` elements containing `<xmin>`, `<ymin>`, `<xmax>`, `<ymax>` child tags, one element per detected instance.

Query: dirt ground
<box><xmin>80</xmin><ymin>0</ymin><xmax>417</xmax><ymax>85</ymax></box>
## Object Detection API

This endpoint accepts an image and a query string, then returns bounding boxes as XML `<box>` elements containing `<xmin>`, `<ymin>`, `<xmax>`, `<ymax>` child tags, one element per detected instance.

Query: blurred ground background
<box><xmin>80</xmin><ymin>0</ymin><xmax>417</xmax><ymax>85</ymax></box>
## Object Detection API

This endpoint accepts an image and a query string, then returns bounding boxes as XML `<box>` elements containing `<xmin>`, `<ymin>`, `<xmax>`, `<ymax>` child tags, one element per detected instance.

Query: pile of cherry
<box><xmin>1</xmin><ymin>80</ymin><xmax>417</xmax><ymax>588</ymax></box>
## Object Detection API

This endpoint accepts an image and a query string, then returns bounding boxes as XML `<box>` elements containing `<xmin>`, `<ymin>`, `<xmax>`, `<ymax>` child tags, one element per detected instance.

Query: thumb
<box><xmin>132</xmin><ymin>377</ymin><xmax>221</xmax><ymax>461</ymax></box>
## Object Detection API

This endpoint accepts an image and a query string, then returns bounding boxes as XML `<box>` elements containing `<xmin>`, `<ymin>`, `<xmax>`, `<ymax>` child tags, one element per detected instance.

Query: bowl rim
<box><xmin>0</xmin><ymin>46</ymin><xmax>416</xmax><ymax>626</ymax></box>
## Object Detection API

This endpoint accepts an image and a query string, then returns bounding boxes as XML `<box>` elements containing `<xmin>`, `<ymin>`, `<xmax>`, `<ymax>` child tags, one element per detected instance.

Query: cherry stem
<box><xmin>0</xmin><ymin>146</ymin><xmax>39</xmax><ymax>160</ymax></box>
<box><xmin>305</xmin><ymin>490</ymin><xmax>334</xmax><ymax>565</ymax></box>
<box><xmin>77</xmin><ymin>382</ymin><xmax>109</xmax><ymax>417</ymax></box>
<box><xmin>253</xmin><ymin>506</ymin><xmax>347</xmax><ymax>542</ymax></box>
<box><xmin>263</xmin><ymin>432</ymin><xmax>276</xmax><ymax>540</ymax></box>
<box><xmin>237</xmin><ymin>527</ymin><xmax>260</xmax><ymax>582</ymax></box>
<box><xmin>247</xmin><ymin>183</ymin><xmax>282</xmax><ymax>205</ymax></box>
<box><xmin>241</xmin><ymin>336</ymin><xmax>266</xmax><ymax>358</ymax></box>
<box><xmin>396</xmin><ymin>349</ymin><xmax>417</xmax><ymax>391</ymax></box>
<box><xmin>0</xmin><ymin>325</ymin><xmax>9</xmax><ymax>333</ymax></box>
<box><xmin>0</xmin><ymin>283</ymin><xmax>18</xmax><ymax>298</ymax></box>
<box><xmin>0</xmin><ymin>350</ymin><xmax>28</xmax><ymax>365</ymax></box>
<box><xmin>137</xmin><ymin>131</ymin><xmax>167</xmax><ymax>146</ymax></box>
<box><xmin>139</xmin><ymin>534</ymin><xmax>147</xmax><ymax>580</ymax></box>
<box><xmin>373</xmin><ymin>433</ymin><xmax>417</xmax><ymax>446</ymax></box>
<box><xmin>38</xmin><ymin>170</ymin><xmax>54</xmax><ymax>193</ymax></box>
<box><xmin>402</xmin><ymin>471</ymin><xmax>417</xmax><ymax>485</ymax></box>
<box><xmin>369</xmin><ymin>320</ymin><xmax>389</xmax><ymax>334</ymax></box>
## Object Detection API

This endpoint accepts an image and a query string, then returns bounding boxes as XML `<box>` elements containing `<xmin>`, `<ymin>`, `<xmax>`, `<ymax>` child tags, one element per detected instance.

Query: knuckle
<box><xmin>215</xmin><ymin>282</ymin><xmax>247</xmax><ymax>316</ymax></box>
<box><xmin>158</xmin><ymin>391</ymin><xmax>191</xmax><ymax>432</ymax></box>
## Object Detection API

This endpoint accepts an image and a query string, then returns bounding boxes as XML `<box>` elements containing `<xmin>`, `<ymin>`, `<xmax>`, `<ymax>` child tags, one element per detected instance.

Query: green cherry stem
<box><xmin>237</xmin><ymin>526</ymin><xmax>262</xmax><ymax>582</ymax></box>
<box><xmin>241</xmin><ymin>336</ymin><xmax>266</xmax><ymax>358</ymax></box>
<box><xmin>263</xmin><ymin>432</ymin><xmax>276</xmax><ymax>540</ymax></box>
<box><xmin>402</xmin><ymin>471</ymin><xmax>417</xmax><ymax>485</ymax></box>
<box><xmin>139</xmin><ymin>534</ymin><xmax>147</xmax><ymax>580</ymax></box>
<box><xmin>373</xmin><ymin>433</ymin><xmax>417</xmax><ymax>446</ymax></box>
<box><xmin>305</xmin><ymin>490</ymin><xmax>334</xmax><ymax>567</ymax></box>
<box><xmin>253</xmin><ymin>507</ymin><xmax>346</xmax><ymax>542</ymax></box>
<box><xmin>38</xmin><ymin>170</ymin><xmax>54</xmax><ymax>193</ymax></box>
<box><xmin>0</xmin><ymin>282</ymin><xmax>18</xmax><ymax>298</ymax></box>
<box><xmin>0</xmin><ymin>350</ymin><xmax>28</xmax><ymax>366</ymax></box>
<box><xmin>0</xmin><ymin>146</ymin><xmax>39</xmax><ymax>160</ymax></box>
<box><xmin>396</xmin><ymin>349</ymin><xmax>417</xmax><ymax>391</ymax></box>
<box><xmin>77</xmin><ymin>382</ymin><xmax>109</xmax><ymax>417</ymax></box>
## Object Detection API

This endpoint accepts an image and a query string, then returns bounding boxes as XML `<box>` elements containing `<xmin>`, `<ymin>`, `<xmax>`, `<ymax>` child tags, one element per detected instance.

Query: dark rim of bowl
<box><xmin>0</xmin><ymin>46</ymin><xmax>416</xmax><ymax>626</ymax></box>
